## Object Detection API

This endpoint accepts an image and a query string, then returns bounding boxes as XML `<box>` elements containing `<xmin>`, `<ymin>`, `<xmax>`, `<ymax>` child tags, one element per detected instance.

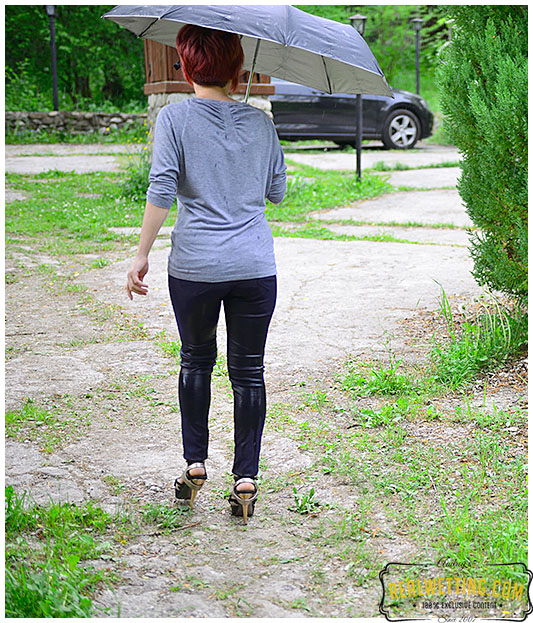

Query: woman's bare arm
<box><xmin>126</xmin><ymin>201</ymin><xmax>170</xmax><ymax>299</ymax></box>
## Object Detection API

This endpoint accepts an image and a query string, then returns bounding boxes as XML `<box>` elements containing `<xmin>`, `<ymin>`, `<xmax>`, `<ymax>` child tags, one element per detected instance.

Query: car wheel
<box><xmin>382</xmin><ymin>109</ymin><xmax>421</xmax><ymax>149</ymax></box>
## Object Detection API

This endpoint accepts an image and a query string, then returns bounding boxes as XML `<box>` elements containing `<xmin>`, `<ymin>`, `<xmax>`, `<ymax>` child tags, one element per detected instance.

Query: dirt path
<box><xmin>5</xmin><ymin>143</ymin><xmax>525</xmax><ymax>617</ymax></box>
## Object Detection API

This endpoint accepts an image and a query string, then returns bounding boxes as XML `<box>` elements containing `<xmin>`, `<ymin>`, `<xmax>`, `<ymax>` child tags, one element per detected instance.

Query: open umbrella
<box><xmin>102</xmin><ymin>4</ymin><xmax>392</xmax><ymax>98</ymax></box>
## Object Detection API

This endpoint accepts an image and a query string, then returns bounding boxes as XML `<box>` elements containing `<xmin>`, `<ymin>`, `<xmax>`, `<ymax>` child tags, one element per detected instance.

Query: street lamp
<box><xmin>349</xmin><ymin>14</ymin><xmax>367</xmax><ymax>35</ymax></box>
<box><xmin>349</xmin><ymin>14</ymin><xmax>367</xmax><ymax>182</ymax></box>
<box><xmin>45</xmin><ymin>5</ymin><xmax>59</xmax><ymax>110</ymax></box>
<box><xmin>411</xmin><ymin>17</ymin><xmax>423</xmax><ymax>95</ymax></box>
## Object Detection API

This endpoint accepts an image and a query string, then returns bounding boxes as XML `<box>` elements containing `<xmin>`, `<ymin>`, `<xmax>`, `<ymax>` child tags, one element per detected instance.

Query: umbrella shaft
<box><xmin>244</xmin><ymin>39</ymin><xmax>261</xmax><ymax>103</ymax></box>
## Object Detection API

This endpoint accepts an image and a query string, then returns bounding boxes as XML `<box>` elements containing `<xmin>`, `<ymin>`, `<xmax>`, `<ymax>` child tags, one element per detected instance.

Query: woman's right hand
<box><xmin>126</xmin><ymin>255</ymin><xmax>149</xmax><ymax>300</ymax></box>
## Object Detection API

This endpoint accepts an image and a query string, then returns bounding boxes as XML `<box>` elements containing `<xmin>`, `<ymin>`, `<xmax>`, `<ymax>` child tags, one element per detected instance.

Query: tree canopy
<box><xmin>5</xmin><ymin>5</ymin><xmax>145</xmax><ymax>110</ymax></box>
<box><xmin>6</xmin><ymin>4</ymin><xmax>451</xmax><ymax>111</ymax></box>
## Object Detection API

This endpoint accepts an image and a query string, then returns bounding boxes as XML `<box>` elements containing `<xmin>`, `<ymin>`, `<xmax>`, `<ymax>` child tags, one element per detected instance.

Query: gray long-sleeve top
<box><xmin>146</xmin><ymin>98</ymin><xmax>287</xmax><ymax>282</ymax></box>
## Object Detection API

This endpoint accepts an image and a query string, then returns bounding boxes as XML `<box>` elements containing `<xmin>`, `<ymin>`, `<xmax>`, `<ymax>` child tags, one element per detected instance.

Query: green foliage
<box><xmin>121</xmin><ymin>148</ymin><xmax>152</xmax><ymax>201</ymax></box>
<box><xmin>438</xmin><ymin>7</ymin><xmax>527</xmax><ymax>298</ymax></box>
<box><xmin>5</xmin><ymin>5</ymin><xmax>145</xmax><ymax>111</ymax></box>
<box><xmin>341</xmin><ymin>290</ymin><xmax>527</xmax><ymax>395</ymax></box>
<box><xmin>5</xmin><ymin>171</ymin><xmax>144</xmax><ymax>248</ymax></box>
<box><xmin>296</xmin><ymin>5</ymin><xmax>450</xmax><ymax>88</ymax></box>
<box><xmin>5</xmin><ymin>60</ymin><xmax>52</xmax><ymax>111</ymax></box>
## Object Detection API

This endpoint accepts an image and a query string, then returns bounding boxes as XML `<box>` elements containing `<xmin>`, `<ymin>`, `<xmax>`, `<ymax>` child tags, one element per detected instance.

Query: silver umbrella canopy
<box><xmin>102</xmin><ymin>5</ymin><xmax>392</xmax><ymax>97</ymax></box>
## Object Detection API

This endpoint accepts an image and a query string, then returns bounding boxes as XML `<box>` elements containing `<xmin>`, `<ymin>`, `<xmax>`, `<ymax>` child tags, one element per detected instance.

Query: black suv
<box><xmin>270</xmin><ymin>77</ymin><xmax>434</xmax><ymax>149</ymax></box>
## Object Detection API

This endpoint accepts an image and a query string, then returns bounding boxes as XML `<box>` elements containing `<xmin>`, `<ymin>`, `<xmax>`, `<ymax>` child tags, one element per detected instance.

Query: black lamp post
<box><xmin>45</xmin><ymin>5</ymin><xmax>59</xmax><ymax>110</ymax></box>
<box><xmin>349</xmin><ymin>14</ymin><xmax>367</xmax><ymax>182</ymax></box>
<box><xmin>411</xmin><ymin>18</ymin><xmax>423</xmax><ymax>95</ymax></box>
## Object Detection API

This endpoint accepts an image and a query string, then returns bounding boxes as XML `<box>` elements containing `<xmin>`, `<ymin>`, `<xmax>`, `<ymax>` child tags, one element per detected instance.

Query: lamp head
<box><xmin>349</xmin><ymin>14</ymin><xmax>367</xmax><ymax>36</ymax></box>
<box><xmin>411</xmin><ymin>18</ymin><xmax>423</xmax><ymax>32</ymax></box>
<box><xmin>45</xmin><ymin>5</ymin><xmax>55</xmax><ymax>17</ymax></box>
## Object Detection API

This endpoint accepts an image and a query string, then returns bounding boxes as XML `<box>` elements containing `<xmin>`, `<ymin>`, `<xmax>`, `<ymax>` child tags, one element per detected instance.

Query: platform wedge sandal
<box><xmin>228</xmin><ymin>477</ymin><xmax>258</xmax><ymax>525</ymax></box>
<box><xmin>174</xmin><ymin>462</ymin><xmax>207</xmax><ymax>508</ymax></box>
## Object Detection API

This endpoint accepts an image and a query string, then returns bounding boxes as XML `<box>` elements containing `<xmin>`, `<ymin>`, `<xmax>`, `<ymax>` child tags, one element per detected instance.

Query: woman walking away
<box><xmin>126</xmin><ymin>25</ymin><xmax>286</xmax><ymax>524</ymax></box>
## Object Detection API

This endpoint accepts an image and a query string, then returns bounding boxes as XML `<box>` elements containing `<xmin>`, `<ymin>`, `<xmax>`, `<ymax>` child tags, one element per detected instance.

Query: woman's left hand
<box><xmin>126</xmin><ymin>256</ymin><xmax>149</xmax><ymax>300</ymax></box>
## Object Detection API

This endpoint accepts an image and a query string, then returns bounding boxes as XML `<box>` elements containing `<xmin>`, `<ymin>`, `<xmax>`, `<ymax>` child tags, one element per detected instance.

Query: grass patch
<box><xmin>316</xmin><ymin>217</ymin><xmax>462</xmax><ymax>230</ymax></box>
<box><xmin>271</xmin><ymin>223</ymin><xmax>420</xmax><ymax>244</ymax></box>
<box><xmin>290</xmin><ymin>487</ymin><xmax>323</xmax><ymax>515</ymax></box>
<box><xmin>5</xmin><ymin>170</ymin><xmax>145</xmax><ymax>255</ymax></box>
<box><xmin>341</xmin><ymin>355</ymin><xmax>424</xmax><ymax>397</ymax></box>
<box><xmin>429</xmin><ymin>291</ymin><xmax>528</xmax><ymax>389</ymax></box>
<box><xmin>6</xmin><ymin>161</ymin><xmax>394</xmax><ymax>253</ymax></box>
<box><xmin>155</xmin><ymin>329</ymin><xmax>181</xmax><ymax>361</ymax></box>
<box><xmin>371</xmin><ymin>160</ymin><xmax>459</xmax><ymax>172</ymax></box>
<box><xmin>141</xmin><ymin>503</ymin><xmax>192</xmax><ymax>533</ymax></box>
<box><xmin>120</xmin><ymin>148</ymin><xmax>152</xmax><ymax>201</ymax></box>
<box><xmin>266</xmin><ymin>163</ymin><xmax>393</xmax><ymax>222</ymax></box>
<box><xmin>5</xmin><ymin>486</ymin><xmax>122</xmax><ymax>617</ymax></box>
<box><xmin>290</xmin><ymin>388</ymin><xmax>526</xmax><ymax>568</ymax></box>
<box><xmin>5</xmin><ymin>397</ymin><xmax>91</xmax><ymax>454</ymax></box>
<box><xmin>341</xmin><ymin>293</ymin><xmax>527</xmax><ymax>396</ymax></box>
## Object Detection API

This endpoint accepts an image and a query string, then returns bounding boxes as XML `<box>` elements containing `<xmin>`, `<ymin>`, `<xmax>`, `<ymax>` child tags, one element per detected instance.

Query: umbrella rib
<box><xmin>138</xmin><ymin>18</ymin><xmax>159</xmax><ymax>39</ymax></box>
<box><xmin>321</xmin><ymin>56</ymin><xmax>333</xmax><ymax>95</ymax></box>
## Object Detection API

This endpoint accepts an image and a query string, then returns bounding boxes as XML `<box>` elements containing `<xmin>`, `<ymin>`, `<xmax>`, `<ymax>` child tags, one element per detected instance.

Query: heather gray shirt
<box><xmin>146</xmin><ymin>98</ymin><xmax>287</xmax><ymax>282</ymax></box>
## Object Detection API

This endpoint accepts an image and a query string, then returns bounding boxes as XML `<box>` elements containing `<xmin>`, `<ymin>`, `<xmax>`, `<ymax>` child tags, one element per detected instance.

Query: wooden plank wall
<box><xmin>144</xmin><ymin>40</ymin><xmax>274</xmax><ymax>95</ymax></box>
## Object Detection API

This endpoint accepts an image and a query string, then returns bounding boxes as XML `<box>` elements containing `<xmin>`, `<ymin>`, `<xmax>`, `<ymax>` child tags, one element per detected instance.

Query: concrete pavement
<box><xmin>6</xmin><ymin>141</ymin><xmax>478</xmax><ymax>375</ymax></box>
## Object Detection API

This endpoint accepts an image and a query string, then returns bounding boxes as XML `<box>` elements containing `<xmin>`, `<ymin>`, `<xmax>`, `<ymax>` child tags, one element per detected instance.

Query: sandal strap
<box><xmin>232</xmin><ymin>477</ymin><xmax>258</xmax><ymax>503</ymax></box>
<box><xmin>182</xmin><ymin>463</ymin><xmax>207</xmax><ymax>490</ymax></box>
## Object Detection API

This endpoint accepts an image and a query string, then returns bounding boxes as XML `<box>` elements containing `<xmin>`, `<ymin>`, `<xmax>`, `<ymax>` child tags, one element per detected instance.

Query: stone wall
<box><xmin>5</xmin><ymin>111</ymin><xmax>147</xmax><ymax>135</ymax></box>
<box><xmin>6</xmin><ymin>95</ymin><xmax>271</xmax><ymax>138</ymax></box>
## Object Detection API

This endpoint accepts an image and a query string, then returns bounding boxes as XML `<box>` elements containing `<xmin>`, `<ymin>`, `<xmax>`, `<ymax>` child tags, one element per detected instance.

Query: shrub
<box><xmin>438</xmin><ymin>7</ymin><xmax>527</xmax><ymax>300</ymax></box>
<box><xmin>121</xmin><ymin>147</ymin><xmax>151</xmax><ymax>200</ymax></box>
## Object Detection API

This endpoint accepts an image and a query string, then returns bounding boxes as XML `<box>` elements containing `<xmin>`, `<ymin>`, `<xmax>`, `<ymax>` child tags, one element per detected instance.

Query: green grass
<box><xmin>266</xmin><ymin>163</ymin><xmax>393</xmax><ymax>222</ymax></box>
<box><xmin>5</xmin><ymin>161</ymin><xmax>396</xmax><ymax>254</ymax></box>
<box><xmin>290</xmin><ymin>487</ymin><xmax>323</xmax><ymax>515</ymax></box>
<box><xmin>429</xmin><ymin>291</ymin><xmax>528</xmax><ymax>389</ymax></box>
<box><xmin>371</xmin><ymin>160</ymin><xmax>459</xmax><ymax>172</ymax></box>
<box><xmin>5</xmin><ymin>486</ymin><xmax>122</xmax><ymax>617</ymax></box>
<box><xmin>6</xmin><ymin>171</ymin><xmax>144</xmax><ymax>239</ymax></box>
<box><xmin>341</xmin><ymin>355</ymin><xmax>424</xmax><ymax>397</ymax></box>
<box><xmin>141</xmin><ymin>503</ymin><xmax>192</xmax><ymax>532</ymax></box>
<box><xmin>340</xmin><ymin>293</ymin><xmax>527</xmax><ymax>397</ymax></box>
<box><xmin>270</xmin><ymin>223</ymin><xmax>423</xmax><ymax>245</ymax></box>
<box><xmin>155</xmin><ymin>329</ymin><xmax>181</xmax><ymax>360</ymax></box>
<box><xmin>5</xmin><ymin>397</ymin><xmax>91</xmax><ymax>453</ymax></box>
<box><xmin>289</xmin><ymin>384</ymin><xmax>526</xmax><ymax>566</ymax></box>
<box><xmin>316</xmin><ymin>217</ymin><xmax>461</xmax><ymax>230</ymax></box>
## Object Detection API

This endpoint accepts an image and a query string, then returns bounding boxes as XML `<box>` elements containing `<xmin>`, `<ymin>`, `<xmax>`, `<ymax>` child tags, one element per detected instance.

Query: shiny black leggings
<box><xmin>168</xmin><ymin>274</ymin><xmax>277</xmax><ymax>478</ymax></box>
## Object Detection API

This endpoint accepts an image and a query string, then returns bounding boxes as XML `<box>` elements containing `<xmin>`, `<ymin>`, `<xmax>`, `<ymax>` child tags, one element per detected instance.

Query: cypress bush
<box><xmin>438</xmin><ymin>6</ymin><xmax>527</xmax><ymax>300</ymax></box>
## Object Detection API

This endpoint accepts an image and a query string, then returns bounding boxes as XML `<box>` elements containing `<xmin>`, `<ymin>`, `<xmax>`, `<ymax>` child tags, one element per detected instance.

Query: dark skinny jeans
<box><xmin>168</xmin><ymin>274</ymin><xmax>277</xmax><ymax>478</ymax></box>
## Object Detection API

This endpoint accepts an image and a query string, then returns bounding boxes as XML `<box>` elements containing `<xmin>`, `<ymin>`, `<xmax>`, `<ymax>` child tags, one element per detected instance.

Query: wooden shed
<box><xmin>143</xmin><ymin>40</ymin><xmax>275</xmax><ymax>97</ymax></box>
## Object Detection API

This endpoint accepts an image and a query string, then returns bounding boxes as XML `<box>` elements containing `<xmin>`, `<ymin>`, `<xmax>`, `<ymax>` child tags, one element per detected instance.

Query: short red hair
<box><xmin>176</xmin><ymin>25</ymin><xmax>244</xmax><ymax>93</ymax></box>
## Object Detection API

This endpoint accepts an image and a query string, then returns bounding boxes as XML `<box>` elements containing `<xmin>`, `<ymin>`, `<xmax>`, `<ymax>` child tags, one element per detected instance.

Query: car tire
<box><xmin>382</xmin><ymin>108</ymin><xmax>421</xmax><ymax>149</ymax></box>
